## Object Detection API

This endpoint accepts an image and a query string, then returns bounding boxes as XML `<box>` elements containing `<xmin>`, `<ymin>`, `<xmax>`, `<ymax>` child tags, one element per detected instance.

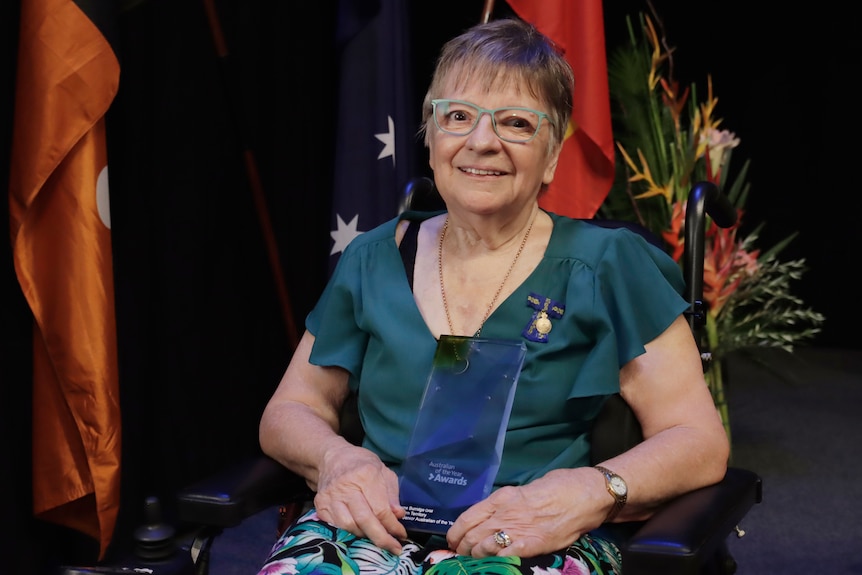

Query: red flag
<box><xmin>8</xmin><ymin>0</ymin><xmax>121</xmax><ymax>558</ymax></box>
<box><xmin>507</xmin><ymin>0</ymin><xmax>615</xmax><ymax>219</ymax></box>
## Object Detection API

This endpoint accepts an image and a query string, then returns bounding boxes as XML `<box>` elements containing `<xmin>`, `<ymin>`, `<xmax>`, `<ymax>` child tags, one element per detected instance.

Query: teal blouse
<box><xmin>306</xmin><ymin>210</ymin><xmax>688</xmax><ymax>487</ymax></box>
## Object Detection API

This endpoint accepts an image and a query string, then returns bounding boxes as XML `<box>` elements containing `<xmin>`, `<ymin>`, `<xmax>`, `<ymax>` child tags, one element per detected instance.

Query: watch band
<box><xmin>594</xmin><ymin>465</ymin><xmax>628</xmax><ymax>522</ymax></box>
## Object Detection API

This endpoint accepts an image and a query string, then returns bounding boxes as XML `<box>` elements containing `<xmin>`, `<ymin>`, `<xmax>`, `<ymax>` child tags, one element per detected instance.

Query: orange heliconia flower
<box><xmin>644</xmin><ymin>15</ymin><xmax>670</xmax><ymax>91</ymax></box>
<box><xmin>660</xmin><ymin>77</ymin><xmax>690</xmax><ymax>131</ymax></box>
<box><xmin>661</xmin><ymin>201</ymin><xmax>685</xmax><ymax>262</ymax></box>
<box><xmin>702</xmin><ymin>218</ymin><xmax>759</xmax><ymax>316</ymax></box>
<box><xmin>616</xmin><ymin>143</ymin><xmax>673</xmax><ymax>202</ymax></box>
<box><xmin>662</xmin><ymin>202</ymin><xmax>758</xmax><ymax>318</ymax></box>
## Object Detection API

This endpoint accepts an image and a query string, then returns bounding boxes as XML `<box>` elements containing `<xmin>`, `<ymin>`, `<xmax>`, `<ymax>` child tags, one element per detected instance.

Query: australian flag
<box><xmin>329</xmin><ymin>0</ymin><xmax>417</xmax><ymax>273</ymax></box>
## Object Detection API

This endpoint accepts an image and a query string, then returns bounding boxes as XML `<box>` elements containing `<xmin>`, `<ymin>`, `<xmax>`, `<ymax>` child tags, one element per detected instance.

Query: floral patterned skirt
<box><xmin>257</xmin><ymin>509</ymin><xmax>622</xmax><ymax>575</ymax></box>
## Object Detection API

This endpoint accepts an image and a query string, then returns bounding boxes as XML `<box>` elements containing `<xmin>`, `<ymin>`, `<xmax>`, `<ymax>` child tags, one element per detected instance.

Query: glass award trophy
<box><xmin>398</xmin><ymin>335</ymin><xmax>527</xmax><ymax>533</ymax></box>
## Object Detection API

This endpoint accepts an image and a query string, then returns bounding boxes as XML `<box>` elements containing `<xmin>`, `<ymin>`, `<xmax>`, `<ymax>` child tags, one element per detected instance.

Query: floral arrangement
<box><xmin>600</xmin><ymin>11</ymin><xmax>825</xmax><ymax>444</ymax></box>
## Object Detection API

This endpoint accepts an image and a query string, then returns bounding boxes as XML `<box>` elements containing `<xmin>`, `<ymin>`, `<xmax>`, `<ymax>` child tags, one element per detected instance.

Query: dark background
<box><xmin>0</xmin><ymin>0</ymin><xmax>849</xmax><ymax>572</ymax></box>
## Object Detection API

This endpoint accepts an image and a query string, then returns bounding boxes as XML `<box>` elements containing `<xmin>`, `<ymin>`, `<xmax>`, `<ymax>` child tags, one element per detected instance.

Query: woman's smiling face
<box><xmin>428</xmin><ymin>76</ymin><xmax>562</xmax><ymax>216</ymax></box>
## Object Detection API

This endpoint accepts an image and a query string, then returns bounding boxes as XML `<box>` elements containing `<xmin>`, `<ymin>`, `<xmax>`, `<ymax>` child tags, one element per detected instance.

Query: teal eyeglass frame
<box><xmin>431</xmin><ymin>99</ymin><xmax>553</xmax><ymax>143</ymax></box>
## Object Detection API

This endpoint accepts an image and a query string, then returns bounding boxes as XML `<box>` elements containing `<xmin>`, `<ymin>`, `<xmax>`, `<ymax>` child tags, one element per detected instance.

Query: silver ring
<box><xmin>493</xmin><ymin>530</ymin><xmax>512</xmax><ymax>548</ymax></box>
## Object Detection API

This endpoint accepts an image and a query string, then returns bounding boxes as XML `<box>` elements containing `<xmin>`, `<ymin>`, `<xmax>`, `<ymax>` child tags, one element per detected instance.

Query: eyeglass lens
<box><xmin>434</xmin><ymin>100</ymin><xmax>542</xmax><ymax>142</ymax></box>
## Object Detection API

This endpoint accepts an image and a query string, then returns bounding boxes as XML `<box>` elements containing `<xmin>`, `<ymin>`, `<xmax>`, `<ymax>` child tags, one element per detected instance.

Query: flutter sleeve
<box><xmin>566</xmin><ymin>226</ymin><xmax>689</xmax><ymax>399</ymax></box>
<box><xmin>304</xmin><ymin>243</ymin><xmax>368</xmax><ymax>378</ymax></box>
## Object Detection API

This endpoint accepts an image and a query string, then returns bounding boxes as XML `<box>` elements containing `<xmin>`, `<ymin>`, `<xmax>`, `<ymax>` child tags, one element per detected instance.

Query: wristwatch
<box><xmin>594</xmin><ymin>465</ymin><xmax>628</xmax><ymax>522</ymax></box>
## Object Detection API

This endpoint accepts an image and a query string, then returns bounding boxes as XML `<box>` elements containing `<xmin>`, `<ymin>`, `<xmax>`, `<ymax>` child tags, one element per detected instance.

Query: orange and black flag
<box><xmin>8</xmin><ymin>0</ymin><xmax>121</xmax><ymax>559</ymax></box>
<box><xmin>507</xmin><ymin>0</ymin><xmax>615</xmax><ymax>219</ymax></box>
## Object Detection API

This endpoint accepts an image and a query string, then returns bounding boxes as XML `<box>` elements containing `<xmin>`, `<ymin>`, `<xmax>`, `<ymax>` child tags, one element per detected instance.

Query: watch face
<box><xmin>610</xmin><ymin>476</ymin><xmax>627</xmax><ymax>496</ymax></box>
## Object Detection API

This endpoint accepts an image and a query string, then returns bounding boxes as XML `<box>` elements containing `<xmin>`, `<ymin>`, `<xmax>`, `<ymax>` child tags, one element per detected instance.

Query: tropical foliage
<box><xmin>601</xmin><ymin>11</ymin><xmax>825</xmax><ymax>443</ymax></box>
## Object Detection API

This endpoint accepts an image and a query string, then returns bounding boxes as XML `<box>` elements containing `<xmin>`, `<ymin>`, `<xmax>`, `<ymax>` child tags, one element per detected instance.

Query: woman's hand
<box><xmin>446</xmin><ymin>467</ymin><xmax>609</xmax><ymax>558</ymax></box>
<box><xmin>313</xmin><ymin>443</ymin><xmax>407</xmax><ymax>554</ymax></box>
<box><xmin>260</xmin><ymin>331</ymin><xmax>407</xmax><ymax>554</ymax></box>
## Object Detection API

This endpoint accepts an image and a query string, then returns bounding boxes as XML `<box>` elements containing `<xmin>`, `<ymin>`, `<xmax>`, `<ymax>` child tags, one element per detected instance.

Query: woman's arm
<box><xmin>258</xmin><ymin>330</ymin><xmax>408</xmax><ymax>553</ymax></box>
<box><xmin>259</xmin><ymin>330</ymin><xmax>352</xmax><ymax>486</ymax></box>
<box><xmin>605</xmin><ymin>314</ymin><xmax>730</xmax><ymax>521</ymax></box>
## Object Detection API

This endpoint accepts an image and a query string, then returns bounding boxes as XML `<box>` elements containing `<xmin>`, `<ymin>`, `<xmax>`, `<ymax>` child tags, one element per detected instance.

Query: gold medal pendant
<box><xmin>525</xmin><ymin>293</ymin><xmax>564</xmax><ymax>343</ymax></box>
<box><xmin>535</xmin><ymin>311</ymin><xmax>552</xmax><ymax>335</ymax></box>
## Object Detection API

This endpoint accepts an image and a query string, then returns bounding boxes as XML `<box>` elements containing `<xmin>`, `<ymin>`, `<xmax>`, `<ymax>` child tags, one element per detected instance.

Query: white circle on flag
<box><xmin>97</xmin><ymin>164</ymin><xmax>111</xmax><ymax>229</ymax></box>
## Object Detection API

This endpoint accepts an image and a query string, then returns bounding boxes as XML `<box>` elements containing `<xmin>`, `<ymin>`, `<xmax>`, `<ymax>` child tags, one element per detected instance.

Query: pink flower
<box><xmin>700</xmin><ymin>128</ymin><xmax>740</xmax><ymax>182</ymax></box>
<box><xmin>560</xmin><ymin>555</ymin><xmax>590</xmax><ymax>575</ymax></box>
<box><xmin>529</xmin><ymin>556</ymin><xmax>589</xmax><ymax>575</ymax></box>
<box><xmin>257</xmin><ymin>558</ymin><xmax>299</xmax><ymax>575</ymax></box>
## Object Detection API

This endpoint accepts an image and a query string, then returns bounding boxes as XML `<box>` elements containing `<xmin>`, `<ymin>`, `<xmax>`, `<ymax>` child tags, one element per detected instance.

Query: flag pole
<box><xmin>201</xmin><ymin>0</ymin><xmax>299</xmax><ymax>350</ymax></box>
<box><xmin>481</xmin><ymin>0</ymin><xmax>496</xmax><ymax>23</ymax></box>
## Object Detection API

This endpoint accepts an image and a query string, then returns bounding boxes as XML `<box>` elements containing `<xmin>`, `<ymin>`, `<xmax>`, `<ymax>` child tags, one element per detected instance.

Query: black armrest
<box><xmin>176</xmin><ymin>454</ymin><xmax>310</xmax><ymax>529</ymax></box>
<box><xmin>622</xmin><ymin>467</ymin><xmax>763</xmax><ymax>575</ymax></box>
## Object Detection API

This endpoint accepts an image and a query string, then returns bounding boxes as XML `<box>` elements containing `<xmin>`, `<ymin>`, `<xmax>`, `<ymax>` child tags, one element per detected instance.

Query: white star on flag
<box><xmin>330</xmin><ymin>213</ymin><xmax>363</xmax><ymax>256</ymax></box>
<box><xmin>375</xmin><ymin>115</ymin><xmax>396</xmax><ymax>165</ymax></box>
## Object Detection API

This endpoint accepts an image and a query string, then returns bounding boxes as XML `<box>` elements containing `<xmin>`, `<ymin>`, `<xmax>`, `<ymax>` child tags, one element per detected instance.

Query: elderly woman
<box><xmin>256</xmin><ymin>17</ymin><xmax>729</xmax><ymax>575</ymax></box>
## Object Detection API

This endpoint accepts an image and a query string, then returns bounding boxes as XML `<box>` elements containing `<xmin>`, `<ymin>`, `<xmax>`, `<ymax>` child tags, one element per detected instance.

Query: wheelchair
<box><xmin>60</xmin><ymin>180</ymin><xmax>762</xmax><ymax>575</ymax></box>
<box><xmin>174</xmin><ymin>179</ymin><xmax>761</xmax><ymax>575</ymax></box>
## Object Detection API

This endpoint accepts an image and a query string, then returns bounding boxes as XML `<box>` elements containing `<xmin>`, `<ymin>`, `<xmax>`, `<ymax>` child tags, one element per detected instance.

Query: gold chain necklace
<box><xmin>438</xmin><ymin>214</ymin><xmax>535</xmax><ymax>337</ymax></box>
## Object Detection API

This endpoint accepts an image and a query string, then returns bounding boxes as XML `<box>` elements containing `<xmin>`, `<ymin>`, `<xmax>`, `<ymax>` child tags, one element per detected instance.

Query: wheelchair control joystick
<box><xmin>134</xmin><ymin>496</ymin><xmax>177</xmax><ymax>560</ymax></box>
<box><xmin>58</xmin><ymin>496</ymin><xmax>196</xmax><ymax>575</ymax></box>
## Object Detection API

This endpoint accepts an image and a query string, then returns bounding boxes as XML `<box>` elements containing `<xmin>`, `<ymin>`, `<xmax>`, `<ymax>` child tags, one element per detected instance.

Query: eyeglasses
<box><xmin>431</xmin><ymin>99</ymin><xmax>553</xmax><ymax>143</ymax></box>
